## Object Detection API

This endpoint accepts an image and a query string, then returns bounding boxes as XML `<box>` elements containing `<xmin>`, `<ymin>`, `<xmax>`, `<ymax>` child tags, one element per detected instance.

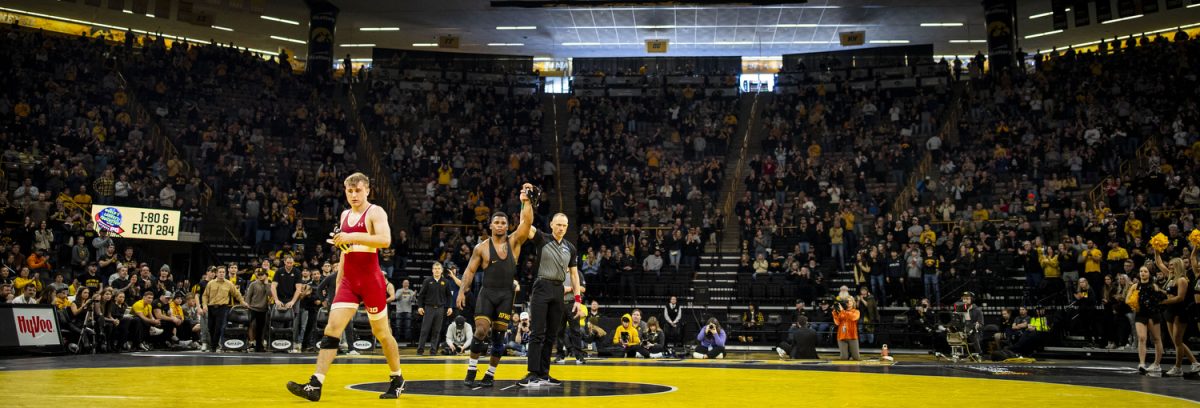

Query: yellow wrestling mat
<box><xmin>0</xmin><ymin>358</ymin><xmax>1193</xmax><ymax>407</ymax></box>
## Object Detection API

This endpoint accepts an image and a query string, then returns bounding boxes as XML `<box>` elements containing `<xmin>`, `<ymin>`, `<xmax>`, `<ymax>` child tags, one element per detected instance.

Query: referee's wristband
<box><xmin>574</xmin><ymin>295</ymin><xmax>582</xmax><ymax>304</ymax></box>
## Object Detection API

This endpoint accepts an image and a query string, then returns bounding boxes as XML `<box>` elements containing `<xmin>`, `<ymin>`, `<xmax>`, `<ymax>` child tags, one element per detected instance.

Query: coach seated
<box><xmin>776</xmin><ymin>316</ymin><xmax>818</xmax><ymax>359</ymax></box>
<box><xmin>443</xmin><ymin>316</ymin><xmax>472</xmax><ymax>356</ymax></box>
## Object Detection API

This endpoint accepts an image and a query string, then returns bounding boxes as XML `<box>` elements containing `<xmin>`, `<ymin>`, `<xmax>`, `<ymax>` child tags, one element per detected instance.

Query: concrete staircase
<box><xmin>717</xmin><ymin>93</ymin><xmax>769</xmax><ymax>254</ymax></box>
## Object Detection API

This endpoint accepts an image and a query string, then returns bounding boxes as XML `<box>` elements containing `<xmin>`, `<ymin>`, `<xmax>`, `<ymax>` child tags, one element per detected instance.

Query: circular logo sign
<box><xmin>223</xmin><ymin>339</ymin><xmax>246</xmax><ymax>349</ymax></box>
<box><xmin>271</xmin><ymin>340</ymin><xmax>292</xmax><ymax>350</ymax></box>
<box><xmin>352</xmin><ymin>340</ymin><xmax>373</xmax><ymax>350</ymax></box>
<box><xmin>95</xmin><ymin>207</ymin><xmax>124</xmax><ymax>234</ymax></box>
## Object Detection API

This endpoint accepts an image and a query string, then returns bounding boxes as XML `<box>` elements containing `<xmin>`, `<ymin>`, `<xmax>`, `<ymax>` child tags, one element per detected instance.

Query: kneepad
<box><xmin>489</xmin><ymin>330</ymin><xmax>506</xmax><ymax>357</ymax></box>
<box><xmin>318</xmin><ymin>335</ymin><xmax>340</xmax><ymax>350</ymax></box>
<box><xmin>470</xmin><ymin>341</ymin><xmax>489</xmax><ymax>355</ymax></box>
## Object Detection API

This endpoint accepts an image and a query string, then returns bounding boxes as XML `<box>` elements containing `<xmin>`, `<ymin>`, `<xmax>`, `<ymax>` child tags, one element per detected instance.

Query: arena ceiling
<box><xmin>5</xmin><ymin>0</ymin><xmax>1200</xmax><ymax>61</ymax></box>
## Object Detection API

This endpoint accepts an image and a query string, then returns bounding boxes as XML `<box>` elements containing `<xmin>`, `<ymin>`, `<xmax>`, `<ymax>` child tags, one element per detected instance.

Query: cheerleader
<box><xmin>1156</xmin><ymin>248</ymin><xmax>1199</xmax><ymax>376</ymax></box>
<box><xmin>1129</xmin><ymin>265</ymin><xmax>1166</xmax><ymax>374</ymax></box>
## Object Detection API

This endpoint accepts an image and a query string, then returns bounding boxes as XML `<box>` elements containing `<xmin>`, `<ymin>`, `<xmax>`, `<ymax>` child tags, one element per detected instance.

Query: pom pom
<box><xmin>1189</xmin><ymin>229</ymin><xmax>1200</xmax><ymax>248</ymax></box>
<box><xmin>1150</xmin><ymin>233</ymin><xmax>1170</xmax><ymax>253</ymax></box>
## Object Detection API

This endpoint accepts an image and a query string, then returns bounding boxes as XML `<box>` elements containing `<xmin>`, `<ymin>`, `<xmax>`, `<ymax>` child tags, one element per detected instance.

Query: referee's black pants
<box><xmin>527</xmin><ymin>279</ymin><xmax>565</xmax><ymax>377</ymax></box>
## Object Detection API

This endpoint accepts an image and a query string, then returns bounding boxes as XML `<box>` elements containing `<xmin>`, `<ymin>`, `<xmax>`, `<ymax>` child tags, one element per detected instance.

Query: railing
<box><xmin>551</xmin><ymin>95</ymin><xmax>564</xmax><ymax>212</ymax></box>
<box><xmin>1087</xmin><ymin>135</ymin><xmax>1157</xmax><ymax>208</ymax></box>
<box><xmin>721</xmin><ymin>94</ymin><xmax>761</xmax><ymax>227</ymax></box>
<box><xmin>891</xmin><ymin>85</ymin><xmax>963</xmax><ymax>217</ymax></box>
<box><xmin>346</xmin><ymin>84</ymin><xmax>404</xmax><ymax>239</ymax></box>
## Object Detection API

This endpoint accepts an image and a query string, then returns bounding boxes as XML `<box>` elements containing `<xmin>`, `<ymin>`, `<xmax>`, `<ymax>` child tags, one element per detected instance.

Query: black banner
<box><xmin>1117</xmin><ymin>0</ymin><xmax>1136</xmax><ymax>17</ymax></box>
<box><xmin>1074</xmin><ymin>0</ymin><xmax>1091</xmax><ymax>27</ymax></box>
<box><xmin>983</xmin><ymin>0</ymin><xmax>1017</xmax><ymax>74</ymax></box>
<box><xmin>1052</xmin><ymin>0</ymin><xmax>1069</xmax><ymax>30</ymax></box>
<box><xmin>306</xmin><ymin>1</ymin><xmax>340</xmax><ymax>77</ymax></box>
<box><xmin>1141</xmin><ymin>0</ymin><xmax>1159</xmax><ymax>14</ymax></box>
<box><xmin>1096</xmin><ymin>0</ymin><xmax>1113</xmax><ymax>22</ymax></box>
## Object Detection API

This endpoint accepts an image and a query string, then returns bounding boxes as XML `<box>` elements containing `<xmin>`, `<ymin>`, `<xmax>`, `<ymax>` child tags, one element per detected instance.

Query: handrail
<box><xmin>891</xmin><ymin>84</ymin><xmax>963</xmax><ymax>217</ymax></box>
<box><xmin>722</xmin><ymin>93</ymin><xmax>760</xmax><ymax>223</ymax></box>
<box><xmin>346</xmin><ymin>84</ymin><xmax>404</xmax><ymax>238</ymax></box>
<box><xmin>552</xmin><ymin>95</ymin><xmax>564</xmax><ymax>212</ymax></box>
<box><xmin>1087</xmin><ymin>135</ymin><xmax>1156</xmax><ymax>208</ymax></box>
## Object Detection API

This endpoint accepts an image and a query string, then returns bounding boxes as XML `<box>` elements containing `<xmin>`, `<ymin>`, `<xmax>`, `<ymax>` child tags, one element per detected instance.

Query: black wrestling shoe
<box><xmin>478</xmin><ymin>374</ymin><xmax>495</xmax><ymax>387</ymax></box>
<box><xmin>517</xmin><ymin>373</ymin><xmax>542</xmax><ymax>387</ymax></box>
<box><xmin>464</xmin><ymin>369</ymin><xmax>477</xmax><ymax>387</ymax></box>
<box><xmin>540</xmin><ymin>375</ymin><xmax>563</xmax><ymax>386</ymax></box>
<box><xmin>286</xmin><ymin>376</ymin><xmax>322</xmax><ymax>402</ymax></box>
<box><xmin>379</xmin><ymin>374</ymin><xmax>405</xmax><ymax>399</ymax></box>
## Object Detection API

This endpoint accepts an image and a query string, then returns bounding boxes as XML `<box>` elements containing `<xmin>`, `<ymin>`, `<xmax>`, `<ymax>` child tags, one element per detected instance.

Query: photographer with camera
<box><xmin>613</xmin><ymin>313</ymin><xmax>642</xmax><ymax>358</ymax></box>
<box><xmin>832</xmin><ymin>297</ymin><xmax>861</xmax><ymax>360</ymax></box>
<box><xmin>507</xmin><ymin>312</ymin><xmax>531</xmax><ymax>357</ymax></box>
<box><xmin>693</xmin><ymin>317</ymin><xmax>727</xmax><ymax>359</ymax></box>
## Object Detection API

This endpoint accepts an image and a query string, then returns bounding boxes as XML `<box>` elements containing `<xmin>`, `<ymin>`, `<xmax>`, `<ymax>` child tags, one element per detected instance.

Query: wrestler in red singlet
<box><xmin>330</xmin><ymin>204</ymin><xmax>388</xmax><ymax>315</ymax></box>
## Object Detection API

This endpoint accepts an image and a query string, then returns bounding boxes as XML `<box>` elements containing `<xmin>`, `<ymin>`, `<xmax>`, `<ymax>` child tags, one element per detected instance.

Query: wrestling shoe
<box><xmin>380</xmin><ymin>374</ymin><xmax>405</xmax><ymax>399</ymax></box>
<box><xmin>478</xmin><ymin>374</ymin><xmax>495</xmax><ymax>388</ymax></box>
<box><xmin>517</xmin><ymin>373</ymin><xmax>542</xmax><ymax>387</ymax></box>
<box><xmin>541</xmin><ymin>375</ymin><xmax>563</xmax><ymax>386</ymax></box>
<box><xmin>286</xmin><ymin>376</ymin><xmax>322</xmax><ymax>402</ymax></box>
<box><xmin>464</xmin><ymin>369</ymin><xmax>477</xmax><ymax>387</ymax></box>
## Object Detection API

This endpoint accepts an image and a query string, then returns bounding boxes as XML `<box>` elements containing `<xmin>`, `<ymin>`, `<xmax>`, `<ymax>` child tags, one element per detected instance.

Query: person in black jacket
<box><xmin>415</xmin><ymin>263</ymin><xmax>453</xmax><ymax>355</ymax></box>
<box><xmin>776</xmin><ymin>315</ymin><xmax>818</xmax><ymax>359</ymax></box>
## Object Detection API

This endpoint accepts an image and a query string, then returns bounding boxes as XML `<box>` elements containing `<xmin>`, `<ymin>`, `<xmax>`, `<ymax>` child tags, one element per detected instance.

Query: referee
<box><xmin>518</xmin><ymin>213</ymin><xmax>583</xmax><ymax>387</ymax></box>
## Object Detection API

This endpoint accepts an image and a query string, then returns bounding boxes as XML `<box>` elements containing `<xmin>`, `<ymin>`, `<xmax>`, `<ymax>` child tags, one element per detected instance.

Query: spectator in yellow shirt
<box><xmin>53</xmin><ymin>287</ymin><xmax>71</xmax><ymax>310</ymax></box>
<box><xmin>1124</xmin><ymin>218</ymin><xmax>1143</xmax><ymax>241</ymax></box>
<box><xmin>473</xmin><ymin>201</ymin><xmax>490</xmax><ymax>223</ymax></box>
<box><xmin>612</xmin><ymin>314</ymin><xmax>642</xmax><ymax>358</ymax></box>
<box><xmin>919</xmin><ymin>226</ymin><xmax>937</xmax><ymax>246</ymax></box>
<box><xmin>1105</xmin><ymin>242</ymin><xmax>1129</xmax><ymax>275</ymax></box>
<box><xmin>972</xmin><ymin>203</ymin><xmax>990</xmax><ymax>222</ymax></box>
<box><xmin>647</xmin><ymin>148</ymin><xmax>661</xmax><ymax>168</ymax></box>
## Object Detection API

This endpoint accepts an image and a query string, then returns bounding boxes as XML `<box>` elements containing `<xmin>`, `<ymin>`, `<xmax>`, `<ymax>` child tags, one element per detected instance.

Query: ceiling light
<box><xmin>260</xmin><ymin>15</ymin><xmax>300</xmax><ymax>25</ymax></box>
<box><xmin>340</xmin><ymin>44</ymin><xmax>376</xmax><ymax>47</ymax></box>
<box><xmin>496</xmin><ymin>26</ymin><xmax>537</xmax><ymax>30</ymax></box>
<box><xmin>412</xmin><ymin>43</ymin><xmax>438</xmax><ymax>47</ymax></box>
<box><xmin>1029</xmin><ymin>12</ymin><xmax>1052</xmax><ymax>19</ymax></box>
<box><xmin>270</xmin><ymin>35</ymin><xmax>305</xmax><ymax>44</ymax></box>
<box><xmin>487</xmin><ymin>43</ymin><xmax>524</xmax><ymax>46</ymax></box>
<box><xmin>869</xmin><ymin>40</ymin><xmax>910</xmax><ymax>44</ymax></box>
<box><xmin>1190</xmin><ymin>3</ymin><xmax>1200</xmax><ymax>8</ymax></box>
<box><xmin>949</xmin><ymin>40</ymin><xmax>987</xmax><ymax>43</ymax></box>
<box><xmin>122</xmin><ymin>9</ymin><xmax>133</xmax><ymax>14</ymax></box>
<box><xmin>361</xmin><ymin>27</ymin><xmax>401</xmax><ymax>31</ymax></box>
<box><xmin>350</xmin><ymin>58</ymin><xmax>372</xmax><ymax>62</ymax></box>
<box><xmin>920</xmin><ymin>23</ymin><xmax>963</xmax><ymax>27</ymax></box>
<box><xmin>212</xmin><ymin>25</ymin><xmax>234</xmax><ymax>32</ymax></box>
<box><xmin>1024</xmin><ymin>29</ymin><xmax>1063</xmax><ymax>39</ymax></box>
<box><xmin>1103</xmin><ymin>14</ymin><xmax>1143</xmax><ymax>24</ymax></box>
<box><xmin>146</xmin><ymin>14</ymin><xmax>155</xmax><ymax>18</ymax></box>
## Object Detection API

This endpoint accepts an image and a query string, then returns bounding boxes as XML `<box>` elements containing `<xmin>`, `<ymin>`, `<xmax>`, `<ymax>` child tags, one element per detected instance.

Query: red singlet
<box><xmin>331</xmin><ymin>205</ymin><xmax>388</xmax><ymax>315</ymax></box>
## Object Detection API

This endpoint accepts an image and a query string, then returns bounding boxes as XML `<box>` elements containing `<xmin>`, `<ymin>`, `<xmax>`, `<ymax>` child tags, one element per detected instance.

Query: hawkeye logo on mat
<box><xmin>12</xmin><ymin>307</ymin><xmax>60</xmax><ymax>346</ymax></box>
